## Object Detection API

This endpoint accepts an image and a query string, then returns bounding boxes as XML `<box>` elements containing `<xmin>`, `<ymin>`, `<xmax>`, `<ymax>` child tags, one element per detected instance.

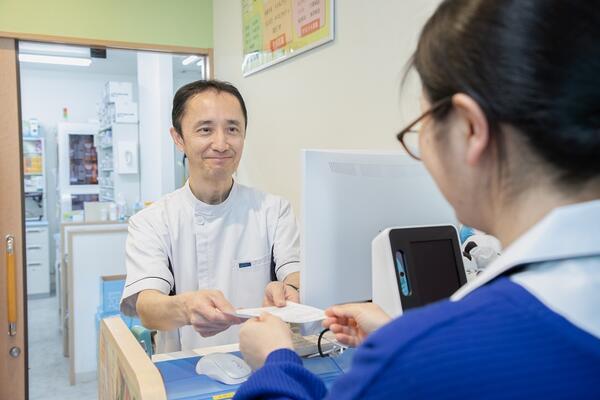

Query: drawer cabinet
<box><xmin>26</xmin><ymin>225</ymin><xmax>50</xmax><ymax>295</ymax></box>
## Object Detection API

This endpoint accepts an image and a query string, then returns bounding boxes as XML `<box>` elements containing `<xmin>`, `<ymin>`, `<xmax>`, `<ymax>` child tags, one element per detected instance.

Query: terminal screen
<box><xmin>409</xmin><ymin>239</ymin><xmax>461</xmax><ymax>305</ymax></box>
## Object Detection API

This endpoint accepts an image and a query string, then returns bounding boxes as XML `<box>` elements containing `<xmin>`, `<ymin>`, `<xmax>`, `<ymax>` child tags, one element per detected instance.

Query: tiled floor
<box><xmin>27</xmin><ymin>296</ymin><xmax>97</xmax><ymax>400</ymax></box>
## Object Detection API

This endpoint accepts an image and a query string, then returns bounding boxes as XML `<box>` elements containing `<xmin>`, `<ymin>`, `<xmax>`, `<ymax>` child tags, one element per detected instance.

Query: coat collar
<box><xmin>182</xmin><ymin>179</ymin><xmax>239</xmax><ymax>217</ymax></box>
<box><xmin>452</xmin><ymin>200</ymin><xmax>600</xmax><ymax>301</ymax></box>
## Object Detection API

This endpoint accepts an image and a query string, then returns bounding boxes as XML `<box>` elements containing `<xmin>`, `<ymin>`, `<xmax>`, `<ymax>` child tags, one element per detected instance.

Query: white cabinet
<box><xmin>26</xmin><ymin>224</ymin><xmax>50</xmax><ymax>296</ymax></box>
<box><xmin>57</xmin><ymin>122</ymin><xmax>100</xmax><ymax>221</ymax></box>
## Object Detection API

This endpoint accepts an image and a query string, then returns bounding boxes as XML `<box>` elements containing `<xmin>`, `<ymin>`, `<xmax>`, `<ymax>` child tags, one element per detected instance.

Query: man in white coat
<box><xmin>120</xmin><ymin>80</ymin><xmax>300</xmax><ymax>352</ymax></box>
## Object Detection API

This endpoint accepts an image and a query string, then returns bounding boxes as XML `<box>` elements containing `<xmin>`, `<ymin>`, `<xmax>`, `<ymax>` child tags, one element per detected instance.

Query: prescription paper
<box><xmin>233</xmin><ymin>301</ymin><xmax>326</xmax><ymax>324</ymax></box>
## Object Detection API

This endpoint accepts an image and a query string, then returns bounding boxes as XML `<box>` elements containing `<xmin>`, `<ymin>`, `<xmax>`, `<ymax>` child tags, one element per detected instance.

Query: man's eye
<box><xmin>228</xmin><ymin>127</ymin><xmax>240</xmax><ymax>134</ymax></box>
<box><xmin>198</xmin><ymin>127</ymin><xmax>211</xmax><ymax>134</ymax></box>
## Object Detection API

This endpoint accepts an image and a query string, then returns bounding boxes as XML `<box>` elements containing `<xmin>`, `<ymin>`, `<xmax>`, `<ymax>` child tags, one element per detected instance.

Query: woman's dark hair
<box><xmin>172</xmin><ymin>79</ymin><xmax>248</xmax><ymax>134</ymax></box>
<box><xmin>412</xmin><ymin>0</ymin><xmax>600</xmax><ymax>183</ymax></box>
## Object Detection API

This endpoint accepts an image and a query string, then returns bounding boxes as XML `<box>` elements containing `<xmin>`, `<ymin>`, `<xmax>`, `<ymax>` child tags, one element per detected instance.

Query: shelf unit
<box><xmin>23</xmin><ymin>137</ymin><xmax>47</xmax><ymax>221</ymax></box>
<box><xmin>97</xmin><ymin>123</ymin><xmax>140</xmax><ymax>206</ymax></box>
<box><xmin>23</xmin><ymin>136</ymin><xmax>51</xmax><ymax>296</ymax></box>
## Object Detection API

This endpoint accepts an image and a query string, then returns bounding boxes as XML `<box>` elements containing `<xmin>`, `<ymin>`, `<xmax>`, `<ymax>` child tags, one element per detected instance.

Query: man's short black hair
<box><xmin>171</xmin><ymin>79</ymin><xmax>248</xmax><ymax>134</ymax></box>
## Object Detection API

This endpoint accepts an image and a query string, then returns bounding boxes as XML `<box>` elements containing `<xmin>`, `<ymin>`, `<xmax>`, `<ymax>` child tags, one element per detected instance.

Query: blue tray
<box><xmin>156</xmin><ymin>349</ymin><xmax>355</xmax><ymax>400</ymax></box>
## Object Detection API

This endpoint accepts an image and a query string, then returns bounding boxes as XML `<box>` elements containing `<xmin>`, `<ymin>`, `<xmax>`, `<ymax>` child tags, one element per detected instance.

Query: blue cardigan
<box><xmin>234</xmin><ymin>278</ymin><xmax>600</xmax><ymax>399</ymax></box>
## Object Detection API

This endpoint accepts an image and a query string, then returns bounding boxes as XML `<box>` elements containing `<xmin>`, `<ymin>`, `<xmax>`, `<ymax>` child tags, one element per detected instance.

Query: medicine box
<box><xmin>104</xmin><ymin>81</ymin><xmax>133</xmax><ymax>103</ymax></box>
<box><xmin>113</xmin><ymin>99</ymin><xmax>138</xmax><ymax>123</ymax></box>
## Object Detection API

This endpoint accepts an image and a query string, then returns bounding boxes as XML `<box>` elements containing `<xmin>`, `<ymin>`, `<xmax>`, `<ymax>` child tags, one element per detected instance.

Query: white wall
<box><xmin>19</xmin><ymin>67</ymin><xmax>137</xmax><ymax>283</ymax></box>
<box><xmin>213</xmin><ymin>0</ymin><xmax>441</xmax><ymax>212</ymax></box>
<box><xmin>20</xmin><ymin>68</ymin><xmax>138</xmax><ymax>124</ymax></box>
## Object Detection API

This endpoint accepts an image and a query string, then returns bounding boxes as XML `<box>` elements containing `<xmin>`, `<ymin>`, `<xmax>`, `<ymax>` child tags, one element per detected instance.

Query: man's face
<box><xmin>171</xmin><ymin>90</ymin><xmax>246</xmax><ymax>182</ymax></box>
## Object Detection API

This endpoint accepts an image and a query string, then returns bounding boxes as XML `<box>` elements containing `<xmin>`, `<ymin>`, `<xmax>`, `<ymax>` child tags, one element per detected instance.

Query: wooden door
<box><xmin>0</xmin><ymin>37</ymin><xmax>27</xmax><ymax>400</ymax></box>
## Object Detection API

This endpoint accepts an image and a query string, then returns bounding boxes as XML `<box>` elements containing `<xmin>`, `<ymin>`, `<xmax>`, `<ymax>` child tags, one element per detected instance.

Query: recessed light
<box><xmin>182</xmin><ymin>55</ymin><xmax>199</xmax><ymax>65</ymax></box>
<box><xmin>18</xmin><ymin>54</ymin><xmax>92</xmax><ymax>67</ymax></box>
<box><xmin>19</xmin><ymin>42</ymin><xmax>90</xmax><ymax>57</ymax></box>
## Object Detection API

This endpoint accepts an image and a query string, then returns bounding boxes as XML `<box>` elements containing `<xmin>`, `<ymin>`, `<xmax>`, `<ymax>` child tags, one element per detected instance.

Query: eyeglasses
<box><xmin>396</xmin><ymin>97</ymin><xmax>452</xmax><ymax>160</ymax></box>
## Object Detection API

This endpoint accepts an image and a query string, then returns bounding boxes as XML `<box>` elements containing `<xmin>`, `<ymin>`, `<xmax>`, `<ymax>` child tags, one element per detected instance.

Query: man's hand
<box><xmin>239</xmin><ymin>313</ymin><xmax>294</xmax><ymax>370</ymax></box>
<box><xmin>263</xmin><ymin>281</ymin><xmax>299</xmax><ymax>307</ymax></box>
<box><xmin>322</xmin><ymin>303</ymin><xmax>391</xmax><ymax>347</ymax></box>
<box><xmin>181</xmin><ymin>290</ymin><xmax>243</xmax><ymax>337</ymax></box>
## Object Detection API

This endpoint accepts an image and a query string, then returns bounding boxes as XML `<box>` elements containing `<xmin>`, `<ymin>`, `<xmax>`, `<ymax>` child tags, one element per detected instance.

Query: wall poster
<box><xmin>242</xmin><ymin>0</ymin><xmax>334</xmax><ymax>76</ymax></box>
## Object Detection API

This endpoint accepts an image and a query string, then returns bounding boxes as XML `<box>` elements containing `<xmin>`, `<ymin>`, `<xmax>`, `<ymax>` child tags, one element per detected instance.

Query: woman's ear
<box><xmin>451</xmin><ymin>94</ymin><xmax>490</xmax><ymax>166</ymax></box>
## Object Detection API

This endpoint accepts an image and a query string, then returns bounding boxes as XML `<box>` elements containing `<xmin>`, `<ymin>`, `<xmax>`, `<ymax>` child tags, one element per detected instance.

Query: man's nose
<box><xmin>211</xmin><ymin>129</ymin><xmax>228</xmax><ymax>152</ymax></box>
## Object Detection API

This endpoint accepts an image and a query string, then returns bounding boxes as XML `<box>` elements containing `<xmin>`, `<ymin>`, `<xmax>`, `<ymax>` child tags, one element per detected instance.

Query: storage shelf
<box><xmin>96</xmin><ymin>119</ymin><xmax>140</xmax><ymax>211</ymax></box>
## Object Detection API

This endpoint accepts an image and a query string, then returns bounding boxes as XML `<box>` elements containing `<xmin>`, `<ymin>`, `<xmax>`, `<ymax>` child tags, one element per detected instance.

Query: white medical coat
<box><xmin>120</xmin><ymin>180</ymin><xmax>300</xmax><ymax>352</ymax></box>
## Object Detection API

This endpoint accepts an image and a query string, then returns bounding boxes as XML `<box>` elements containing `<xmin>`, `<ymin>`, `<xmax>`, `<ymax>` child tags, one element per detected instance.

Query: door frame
<box><xmin>0</xmin><ymin>31</ymin><xmax>213</xmax><ymax>399</ymax></box>
<box><xmin>0</xmin><ymin>36</ymin><xmax>27</xmax><ymax>400</ymax></box>
<box><xmin>0</xmin><ymin>30</ymin><xmax>214</xmax><ymax>76</ymax></box>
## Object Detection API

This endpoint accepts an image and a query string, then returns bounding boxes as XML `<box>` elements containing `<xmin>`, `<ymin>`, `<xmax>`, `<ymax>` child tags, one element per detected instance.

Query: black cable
<box><xmin>317</xmin><ymin>328</ymin><xmax>330</xmax><ymax>357</ymax></box>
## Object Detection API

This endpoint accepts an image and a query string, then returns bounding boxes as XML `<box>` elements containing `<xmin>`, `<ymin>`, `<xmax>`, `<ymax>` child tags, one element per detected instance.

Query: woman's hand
<box><xmin>322</xmin><ymin>303</ymin><xmax>391</xmax><ymax>347</ymax></box>
<box><xmin>239</xmin><ymin>313</ymin><xmax>294</xmax><ymax>370</ymax></box>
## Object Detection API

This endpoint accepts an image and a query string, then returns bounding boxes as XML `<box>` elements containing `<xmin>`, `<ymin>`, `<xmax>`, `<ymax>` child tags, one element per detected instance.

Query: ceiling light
<box><xmin>19</xmin><ymin>42</ymin><xmax>90</xmax><ymax>57</ymax></box>
<box><xmin>182</xmin><ymin>55</ymin><xmax>199</xmax><ymax>65</ymax></box>
<box><xmin>19</xmin><ymin>54</ymin><xmax>92</xmax><ymax>67</ymax></box>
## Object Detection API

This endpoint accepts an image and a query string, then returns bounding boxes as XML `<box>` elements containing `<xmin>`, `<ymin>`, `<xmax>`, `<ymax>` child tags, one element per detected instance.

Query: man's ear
<box><xmin>451</xmin><ymin>94</ymin><xmax>490</xmax><ymax>166</ymax></box>
<box><xmin>170</xmin><ymin>127</ymin><xmax>185</xmax><ymax>153</ymax></box>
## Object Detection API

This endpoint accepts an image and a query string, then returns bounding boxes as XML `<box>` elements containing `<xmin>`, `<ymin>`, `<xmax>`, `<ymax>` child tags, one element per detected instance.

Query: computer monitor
<box><xmin>300</xmin><ymin>150</ymin><xmax>457</xmax><ymax>310</ymax></box>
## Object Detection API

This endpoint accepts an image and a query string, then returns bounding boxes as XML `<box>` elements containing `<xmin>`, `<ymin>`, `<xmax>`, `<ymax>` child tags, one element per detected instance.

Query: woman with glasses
<box><xmin>234</xmin><ymin>0</ymin><xmax>600</xmax><ymax>398</ymax></box>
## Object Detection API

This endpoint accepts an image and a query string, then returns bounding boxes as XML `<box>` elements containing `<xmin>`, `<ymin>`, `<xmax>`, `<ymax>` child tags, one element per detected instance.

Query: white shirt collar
<box><xmin>452</xmin><ymin>199</ymin><xmax>600</xmax><ymax>301</ymax></box>
<box><xmin>182</xmin><ymin>179</ymin><xmax>239</xmax><ymax>216</ymax></box>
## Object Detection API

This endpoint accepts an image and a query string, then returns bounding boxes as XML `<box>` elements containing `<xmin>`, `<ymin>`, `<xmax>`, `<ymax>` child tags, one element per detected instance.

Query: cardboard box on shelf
<box><xmin>113</xmin><ymin>99</ymin><xmax>138</xmax><ymax>123</ymax></box>
<box><xmin>104</xmin><ymin>81</ymin><xmax>133</xmax><ymax>103</ymax></box>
